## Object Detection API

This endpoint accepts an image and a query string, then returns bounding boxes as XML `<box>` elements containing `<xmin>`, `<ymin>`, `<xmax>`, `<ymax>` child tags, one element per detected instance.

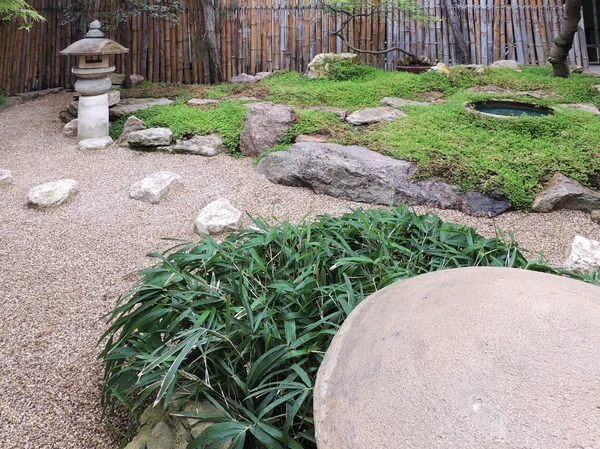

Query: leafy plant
<box><xmin>100</xmin><ymin>205</ymin><xmax>597</xmax><ymax>449</ymax></box>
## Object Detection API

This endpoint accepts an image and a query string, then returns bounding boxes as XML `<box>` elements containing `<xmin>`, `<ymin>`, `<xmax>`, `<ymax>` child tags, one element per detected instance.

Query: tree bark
<box><xmin>548</xmin><ymin>0</ymin><xmax>583</xmax><ymax>77</ymax></box>
<box><xmin>443</xmin><ymin>0</ymin><xmax>470</xmax><ymax>64</ymax></box>
<box><xmin>200</xmin><ymin>0</ymin><xmax>223</xmax><ymax>83</ymax></box>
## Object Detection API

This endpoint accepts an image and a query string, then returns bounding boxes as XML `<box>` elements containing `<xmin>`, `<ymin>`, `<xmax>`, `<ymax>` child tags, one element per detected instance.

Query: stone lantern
<box><xmin>60</xmin><ymin>20</ymin><xmax>128</xmax><ymax>142</ymax></box>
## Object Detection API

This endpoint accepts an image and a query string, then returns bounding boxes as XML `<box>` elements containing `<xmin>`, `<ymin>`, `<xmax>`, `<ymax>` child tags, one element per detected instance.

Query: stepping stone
<box><xmin>109</xmin><ymin>98</ymin><xmax>173</xmax><ymax>119</ymax></box>
<box><xmin>559</xmin><ymin>103</ymin><xmax>600</xmax><ymax>115</ymax></box>
<box><xmin>77</xmin><ymin>136</ymin><xmax>113</xmax><ymax>151</ymax></box>
<box><xmin>28</xmin><ymin>179</ymin><xmax>79</xmax><ymax>208</ymax></box>
<box><xmin>0</xmin><ymin>169</ymin><xmax>13</xmax><ymax>185</ymax></box>
<box><xmin>129</xmin><ymin>171</ymin><xmax>182</xmax><ymax>204</ymax></box>
<box><xmin>173</xmin><ymin>135</ymin><xmax>224</xmax><ymax>156</ymax></box>
<box><xmin>195</xmin><ymin>198</ymin><xmax>242</xmax><ymax>235</ymax></box>
<box><xmin>127</xmin><ymin>128</ymin><xmax>173</xmax><ymax>148</ymax></box>
<box><xmin>63</xmin><ymin>119</ymin><xmax>78</xmax><ymax>138</ymax></box>
<box><xmin>346</xmin><ymin>107</ymin><xmax>407</xmax><ymax>126</ymax></box>
<box><xmin>565</xmin><ymin>235</ymin><xmax>600</xmax><ymax>271</ymax></box>
<box><xmin>381</xmin><ymin>97</ymin><xmax>430</xmax><ymax>108</ymax></box>
<box><xmin>187</xmin><ymin>98</ymin><xmax>220</xmax><ymax>106</ymax></box>
<box><xmin>117</xmin><ymin>116</ymin><xmax>147</xmax><ymax>145</ymax></box>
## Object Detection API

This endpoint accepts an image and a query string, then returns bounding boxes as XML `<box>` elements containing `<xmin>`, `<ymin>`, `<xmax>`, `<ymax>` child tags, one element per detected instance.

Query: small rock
<box><xmin>20</xmin><ymin>91</ymin><xmax>39</xmax><ymax>102</ymax></box>
<box><xmin>591</xmin><ymin>210</ymin><xmax>600</xmax><ymax>224</ymax></box>
<box><xmin>147</xmin><ymin>421</ymin><xmax>173</xmax><ymax>449</ymax></box>
<box><xmin>559</xmin><ymin>103</ymin><xmax>600</xmax><ymax>115</ymax></box>
<box><xmin>68</xmin><ymin>99</ymin><xmax>79</xmax><ymax>116</ymax></box>
<box><xmin>346</xmin><ymin>107</ymin><xmax>406</xmax><ymax>126</ymax></box>
<box><xmin>595</xmin><ymin>85</ymin><xmax>600</xmax><ymax>92</ymax></box>
<box><xmin>295</xmin><ymin>134</ymin><xmax>328</xmax><ymax>143</ymax></box>
<box><xmin>490</xmin><ymin>59</ymin><xmax>522</xmax><ymax>71</ymax></box>
<box><xmin>77</xmin><ymin>136</ymin><xmax>113</xmax><ymax>151</ymax></box>
<box><xmin>195</xmin><ymin>198</ymin><xmax>243</xmax><ymax>235</ymax></box>
<box><xmin>239</xmin><ymin>102</ymin><xmax>297</xmax><ymax>157</ymax></box>
<box><xmin>27</xmin><ymin>179</ymin><xmax>79</xmax><ymax>208</ymax></box>
<box><xmin>110</xmin><ymin>98</ymin><xmax>174</xmax><ymax>119</ymax></box>
<box><xmin>306</xmin><ymin>52</ymin><xmax>358</xmax><ymax>79</ymax></box>
<box><xmin>565</xmin><ymin>235</ymin><xmax>600</xmax><ymax>271</ymax></box>
<box><xmin>381</xmin><ymin>97</ymin><xmax>430</xmax><ymax>108</ymax></box>
<box><xmin>128</xmin><ymin>128</ymin><xmax>173</xmax><ymax>148</ymax></box>
<box><xmin>0</xmin><ymin>169</ymin><xmax>13</xmax><ymax>185</ymax></box>
<box><xmin>303</xmin><ymin>106</ymin><xmax>348</xmax><ymax>119</ymax></box>
<box><xmin>107</xmin><ymin>89</ymin><xmax>120</xmax><ymax>107</ymax></box>
<box><xmin>173</xmin><ymin>135</ymin><xmax>224</xmax><ymax>156</ymax></box>
<box><xmin>254</xmin><ymin>72</ymin><xmax>271</xmax><ymax>81</ymax></box>
<box><xmin>63</xmin><ymin>119</ymin><xmax>78</xmax><ymax>138</ymax></box>
<box><xmin>231</xmin><ymin>73</ymin><xmax>260</xmax><ymax>83</ymax></box>
<box><xmin>187</xmin><ymin>98</ymin><xmax>220</xmax><ymax>106</ymax></box>
<box><xmin>49</xmin><ymin>87</ymin><xmax>63</xmax><ymax>93</ymax></box>
<box><xmin>570</xmin><ymin>64</ymin><xmax>584</xmax><ymax>74</ymax></box>
<box><xmin>129</xmin><ymin>171</ymin><xmax>182</xmax><ymax>204</ymax></box>
<box><xmin>6</xmin><ymin>96</ymin><xmax>23</xmax><ymax>108</ymax></box>
<box><xmin>117</xmin><ymin>116</ymin><xmax>147</xmax><ymax>145</ymax></box>
<box><xmin>467</xmin><ymin>85</ymin><xmax>511</xmax><ymax>95</ymax></box>
<box><xmin>59</xmin><ymin>110</ymin><xmax>76</xmax><ymax>123</ymax></box>
<box><xmin>130</xmin><ymin>74</ymin><xmax>145</xmax><ymax>85</ymax></box>
<box><xmin>531</xmin><ymin>173</ymin><xmax>600</xmax><ymax>213</ymax></box>
<box><xmin>429</xmin><ymin>62</ymin><xmax>450</xmax><ymax>75</ymax></box>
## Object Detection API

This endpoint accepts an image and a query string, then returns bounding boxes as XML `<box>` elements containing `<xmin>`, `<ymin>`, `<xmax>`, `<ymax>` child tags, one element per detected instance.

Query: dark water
<box><xmin>475</xmin><ymin>105</ymin><xmax>551</xmax><ymax>117</ymax></box>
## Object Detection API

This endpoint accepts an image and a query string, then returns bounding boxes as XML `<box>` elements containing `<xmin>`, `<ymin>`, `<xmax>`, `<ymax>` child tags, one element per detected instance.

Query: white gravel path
<box><xmin>1</xmin><ymin>93</ymin><xmax>598</xmax><ymax>449</ymax></box>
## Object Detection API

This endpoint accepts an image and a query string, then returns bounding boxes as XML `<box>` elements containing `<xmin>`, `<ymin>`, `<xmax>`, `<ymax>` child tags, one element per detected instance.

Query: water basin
<box><xmin>470</xmin><ymin>100</ymin><xmax>554</xmax><ymax>117</ymax></box>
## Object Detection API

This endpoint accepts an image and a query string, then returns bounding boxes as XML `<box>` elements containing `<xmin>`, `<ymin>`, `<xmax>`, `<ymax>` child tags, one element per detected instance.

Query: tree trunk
<box><xmin>444</xmin><ymin>0</ymin><xmax>470</xmax><ymax>64</ymax></box>
<box><xmin>548</xmin><ymin>0</ymin><xmax>583</xmax><ymax>77</ymax></box>
<box><xmin>200</xmin><ymin>0</ymin><xmax>223</xmax><ymax>83</ymax></box>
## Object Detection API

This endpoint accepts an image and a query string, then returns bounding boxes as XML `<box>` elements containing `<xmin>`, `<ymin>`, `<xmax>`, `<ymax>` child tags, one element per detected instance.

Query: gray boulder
<box><xmin>381</xmin><ymin>97</ymin><xmax>430</xmax><ymax>108</ymax></box>
<box><xmin>531</xmin><ymin>173</ymin><xmax>600</xmax><ymax>213</ymax></box>
<box><xmin>117</xmin><ymin>116</ymin><xmax>147</xmax><ymax>145</ymax></box>
<box><xmin>195</xmin><ymin>198</ymin><xmax>243</xmax><ymax>235</ymax></box>
<box><xmin>110</xmin><ymin>98</ymin><xmax>173</xmax><ymax>120</ymax></box>
<box><xmin>565</xmin><ymin>235</ymin><xmax>600</xmax><ymax>271</ymax></box>
<box><xmin>173</xmin><ymin>135</ymin><xmax>225</xmax><ymax>156</ymax></box>
<box><xmin>490</xmin><ymin>59</ymin><xmax>522</xmax><ymax>71</ymax></box>
<box><xmin>0</xmin><ymin>169</ymin><xmax>13</xmax><ymax>186</ymax></box>
<box><xmin>76</xmin><ymin>136</ymin><xmax>113</xmax><ymax>151</ymax></box>
<box><xmin>346</xmin><ymin>107</ymin><xmax>406</xmax><ymax>126</ymax></box>
<box><xmin>27</xmin><ymin>179</ymin><xmax>79</xmax><ymax>208</ymax></box>
<box><xmin>128</xmin><ymin>128</ymin><xmax>173</xmax><ymax>148</ymax></box>
<box><xmin>62</xmin><ymin>119</ymin><xmax>78</xmax><ymax>138</ymax></box>
<box><xmin>306</xmin><ymin>53</ymin><xmax>358</xmax><ymax>79</ymax></box>
<box><xmin>239</xmin><ymin>102</ymin><xmax>297</xmax><ymax>157</ymax></box>
<box><xmin>256</xmin><ymin>142</ymin><xmax>511</xmax><ymax>217</ymax></box>
<box><xmin>129</xmin><ymin>171</ymin><xmax>182</xmax><ymax>204</ymax></box>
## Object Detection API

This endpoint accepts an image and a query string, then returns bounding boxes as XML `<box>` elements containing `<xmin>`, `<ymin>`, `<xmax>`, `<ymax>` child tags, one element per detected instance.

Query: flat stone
<box><xmin>20</xmin><ymin>91</ymin><xmax>39</xmax><ymax>102</ymax></box>
<box><xmin>491</xmin><ymin>59</ymin><xmax>522</xmax><ymax>70</ymax></box>
<box><xmin>239</xmin><ymin>102</ymin><xmax>297</xmax><ymax>157</ymax></box>
<box><xmin>0</xmin><ymin>169</ymin><xmax>13</xmax><ymax>185</ymax></box>
<box><xmin>129</xmin><ymin>171</ymin><xmax>182</xmax><ymax>204</ymax></box>
<box><xmin>256</xmin><ymin>142</ymin><xmax>511</xmax><ymax>217</ymax></box>
<box><xmin>467</xmin><ymin>85</ymin><xmax>511</xmax><ymax>95</ymax></box>
<box><xmin>254</xmin><ymin>71</ymin><xmax>271</xmax><ymax>81</ymax></box>
<box><xmin>381</xmin><ymin>97</ymin><xmax>430</xmax><ymax>108</ymax></box>
<box><xmin>109</xmin><ymin>98</ymin><xmax>173</xmax><ymax>119</ymax></box>
<box><xmin>195</xmin><ymin>198</ymin><xmax>242</xmax><ymax>235</ymax></box>
<box><xmin>416</xmin><ymin>91</ymin><xmax>445</xmax><ymax>103</ymax></box>
<box><xmin>295</xmin><ymin>134</ymin><xmax>328</xmax><ymax>143</ymax></box>
<box><xmin>315</xmin><ymin>267</ymin><xmax>600</xmax><ymax>449</ymax></box>
<box><xmin>62</xmin><ymin>119</ymin><xmax>78</xmax><ymax>138</ymax></box>
<box><xmin>559</xmin><ymin>103</ymin><xmax>600</xmax><ymax>115</ymax></box>
<box><xmin>117</xmin><ymin>116</ymin><xmax>147</xmax><ymax>145</ymax></box>
<box><xmin>49</xmin><ymin>87</ymin><xmax>63</xmax><ymax>93</ymax></box>
<box><xmin>77</xmin><ymin>136</ymin><xmax>113</xmax><ymax>151</ymax></box>
<box><xmin>346</xmin><ymin>107</ymin><xmax>407</xmax><ymax>126</ymax></box>
<box><xmin>28</xmin><ymin>179</ymin><xmax>79</xmax><ymax>208</ymax></box>
<box><xmin>565</xmin><ymin>235</ymin><xmax>600</xmax><ymax>271</ymax></box>
<box><xmin>173</xmin><ymin>135</ymin><xmax>224</xmax><ymax>156</ymax></box>
<box><xmin>592</xmin><ymin>210</ymin><xmax>600</xmax><ymax>224</ymax></box>
<box><xmin>531</xmin><ymin>173</ymin><xmax>600</xmax><ymax>213</ymax></box>
<box><xmin>303</xmin><ymin>106</ymin><xmax>348</xmax><ymax>119</ymax></box>
<box><xmin>187</xmin><ymin>98</ymin><xmax>220</xmax><ymax>106</ymax></box>
<box><xmin>128</xmin><ymin>128</ymin><xmax>173</xmax><ymax>148</ymax></box>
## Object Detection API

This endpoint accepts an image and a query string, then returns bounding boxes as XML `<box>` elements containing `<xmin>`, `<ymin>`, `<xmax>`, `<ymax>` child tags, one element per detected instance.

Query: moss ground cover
<box><xmin>115</xmin><ymin>65</ymin><xmax>600</xmax><ymax>208</ymax></box>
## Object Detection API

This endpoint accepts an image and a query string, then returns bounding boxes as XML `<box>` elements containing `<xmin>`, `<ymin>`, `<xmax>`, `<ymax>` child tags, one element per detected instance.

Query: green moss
<box><xmin>0</xmin><ymin>96</ymin><xmax>7</xmax><ymax>111</ymax></box>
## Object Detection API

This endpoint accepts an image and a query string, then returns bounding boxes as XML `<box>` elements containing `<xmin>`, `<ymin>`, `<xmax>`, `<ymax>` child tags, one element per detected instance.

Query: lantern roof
<box><xmin>60</xmin><ymin>20</ymin><xmax>128</xmax><ymax>56</ymax></box>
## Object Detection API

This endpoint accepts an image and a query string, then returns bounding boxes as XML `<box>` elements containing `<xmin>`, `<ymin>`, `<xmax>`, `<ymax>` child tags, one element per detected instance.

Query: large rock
<box><xmin>490</xmin><ymin>59</ymin><xmax>522</xmax><ymax>70</ymax></box>
<box><xmin>173</xmin><ymin>135</ymin><xmax>225</xmax><ymax>156</ymax></box>
<box><xmin>531</xmin><ymin>173</ymin><xmax>600</xmax><ymax>213</ymax></box>
<box><xmin>129</xmin><ymin>171</ymin><xmax>183</xmax><ymax>204</ymax></box>
<box><xmin>306</xmin><ymin>53</ymin><xmax>358</xmax><ymax>79</ymax></box>
<box><xmin>109</xmin><ymin>98</ymin><xmax>173</xmax><ymax>120</ymax></box>
<box><xmin>346</xmin><ymin>107</ymin><xmax>406</xmax><ymax>126</ymax></box>
<box><xmin>315</xmin><ymin>267</ymin><xmax>600</xmax><ymax>449</ymax></box>
<box><xmin>256</xmin><ymin>142</ymin><xmax>511</xmax><ymax>217</ymax></box>
<box><xmin>63</xmin><ymin>119</ymin><xmax>78</xmax><ymax>138</ymax></box>
<box><xmin>565</xmin><ymin>235</ymin><xmax>600</xmax><ymax>271</ymax></box>
<box><xmin>27</xmin><ymin>179</ymin><xmax>79</xmax><ymax>208</ymax></box>
<box><xmin>0</xmin><ymin>169</ymin><xmax>13</xmax><ymax>185</ymax></box>
<box><xmin>76</xmin><ymin>136</ymin><xmax>113</xmax><ymax>151</ymax></box>
<box><xmin>117</xmin><ymin>116</ymin><xmax>147</xmax><ymax>145</ymax></box>
<box><xmin>239</xmin><ymin>102</ymin><xmax>296</xmax><ymax>157</ymax></box>
<box><xmin>127</xmin><ymin>128</ymin><xmax>173</xmax><ymax>148</ymax></box>
<box><xmin>195</xmin><ymin>198</ymin><xmax>243</xmax><ymax>235</ymax></box>
<box><xmin>381</xmin><ymin>97</ymin><xmax>430</xmax><ymax>108</ymax></box>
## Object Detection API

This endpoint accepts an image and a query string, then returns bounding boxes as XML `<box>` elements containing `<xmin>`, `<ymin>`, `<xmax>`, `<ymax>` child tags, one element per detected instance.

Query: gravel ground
<box><xmin>1</xmin><ymin>93</ymin><xmax>599</xmax><ymax>449</ymax></box>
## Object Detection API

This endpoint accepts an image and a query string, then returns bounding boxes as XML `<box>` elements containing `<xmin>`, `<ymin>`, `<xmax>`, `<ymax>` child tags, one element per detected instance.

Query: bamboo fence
<box><xmin>0</xmin><ymin>0</ymin><xmax>589</xmax><ymax>95</ymax></box>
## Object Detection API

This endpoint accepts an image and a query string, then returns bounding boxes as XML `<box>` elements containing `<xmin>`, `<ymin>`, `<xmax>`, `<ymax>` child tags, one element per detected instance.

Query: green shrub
<box><xmin>327</xmin><ymin>59</ymin><xmax>375</xmax><ymax>81</ymax></box>
<box><xmin>100</xmin><ymin>206</ymin><xmax>597</xmax><ymax>449</ymax></box>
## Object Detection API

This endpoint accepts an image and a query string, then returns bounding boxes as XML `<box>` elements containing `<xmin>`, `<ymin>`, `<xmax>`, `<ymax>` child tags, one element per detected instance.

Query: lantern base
<box><xmin>77</xmin><ymin>93</ymin><xmax>109</xmax><ymax>142</ymax></box>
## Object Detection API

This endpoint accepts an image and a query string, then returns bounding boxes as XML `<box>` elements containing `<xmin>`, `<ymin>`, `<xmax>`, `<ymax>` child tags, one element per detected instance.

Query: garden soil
<box><xmin>1</xmin><ymin>93</ymin><xmax>599</xmax><ymax>449</ymax></box>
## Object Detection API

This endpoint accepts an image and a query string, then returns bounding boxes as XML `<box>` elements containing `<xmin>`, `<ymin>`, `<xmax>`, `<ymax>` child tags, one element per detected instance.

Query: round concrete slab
<box><xmin>314</xmin><ymin>267</ymin><xmax>600</xmax><ymax>449</ymax></box>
